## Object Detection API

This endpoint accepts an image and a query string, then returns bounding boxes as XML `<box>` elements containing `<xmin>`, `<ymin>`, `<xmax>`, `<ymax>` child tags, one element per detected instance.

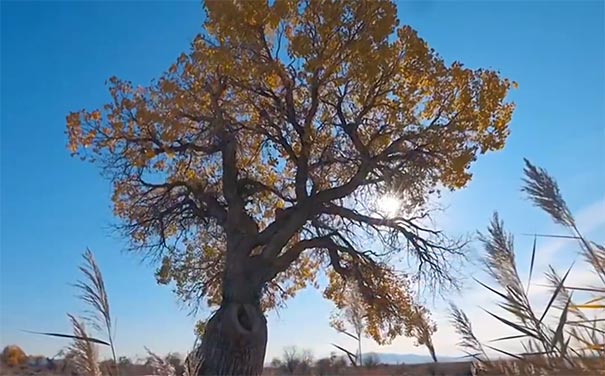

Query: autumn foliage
<box><xmin>66</xmin><ymin>0</ymin><xmax>515</xmax><ymax>354</ymax></box>
<box><xmin>2</xmin><ymin>345</ymin><xmax>27</xmax><ymax>367</ymax></box>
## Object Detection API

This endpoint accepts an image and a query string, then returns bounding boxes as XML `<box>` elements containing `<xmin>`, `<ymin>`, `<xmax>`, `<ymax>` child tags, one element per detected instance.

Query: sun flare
<box><xmin>376</xmin><ymin>194</ymin><xmax>402</xmax><ymax>218</ymax></box>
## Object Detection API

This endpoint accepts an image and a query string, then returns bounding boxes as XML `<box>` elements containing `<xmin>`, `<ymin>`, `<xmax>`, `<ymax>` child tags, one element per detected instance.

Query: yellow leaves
<box><xmin>155</xmin><ymin>256</ymin><xmax>172</xmax><ymax>285</ymax></box>
<box><xmin>143</xmin><ymin>148</ymin><xmax>155</xmax><ymax>160</ymax></box>
<box><xmin>90</xmin><ymin>110</ymin><xmax>102</xmax><ymax>121</ymax></box>
<box><xmin>260</xmin><ymin>173</ymin><xmax>277</xmax><ymax>189</ymax></box>
<box><xmin>205</xmin><ymin>0</ymin><xmax>282</xmax><ymax>49</ymax></box>
<box><xmin>265</xmin><ymin>72</ymin><xmax>282</xmax><ymax>91</ymax></box>
<box><xmin>261</xmin><ymin>251</ymin><xmax>321</xmax><ymax>310</ymax></box>
<box><xmin>185</xmin><ymin>169</ymin><xmax>197</xmax><ymax>180</ymax></box>
<box><xmin>572</xmin><ymin>304</ymin><xmax>605</xmax><ymax>309</ymax></box>
<box><xmin>159</xmin><ymin>79</ymin><xmax>178</xmax><ymax>93</ymax></box>
<box><xmin>82</xmin><ymin>129</ymin><xmax>97</xmax><ymax>148</ymax></box>
<box><xmin>66</xmin><ymin>0</ymin><xmax>517</xmax><ymax>324</ymax></box>
<box><xmin>194</xmin><ymin>320</ymin><xmax>207</xmax><ymax>337</ymax></box>
<box><xmin>370</xmin><ymin>133</ymin><xmax>392</xmax><ymax>155</ymax></box>
<box><xmin>2</xmin><ymin>345</ymin><xmax>27</xmax><ymax>367</ymax></box>
<box><xmin>275</xmin><ymin>200</ymin><xmax>285</xmax><ymax>210</ymax></box>
<box><xmin>450</xmin><ymin>153</ymin><xmax>474</xmax><ymax>178</ymax></box>
<box><xmin>324</xmin><ymin>263</ymin><xmax>427</xmax><ymax>345</ymax></box>
<box><xmin>571</xmin><ymin>297</ymin><xmax>605</xmax><ymax>310</ymax></box>
<box><xmin>66</xmin><ymin>112</ymin><xmax>83</xmax><ymax>153</ymax></box>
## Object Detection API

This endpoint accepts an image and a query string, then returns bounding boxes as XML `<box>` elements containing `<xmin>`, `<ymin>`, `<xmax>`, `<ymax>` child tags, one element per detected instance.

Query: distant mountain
<box><xmin>265</xmin><ymin>351</ymin><xmax>464</xmax><ymax>367</ymax></box>
<box><xmin>364</xmin><ymin>352</ymin><xmax>461</xmax><ymax>365</ymax></box>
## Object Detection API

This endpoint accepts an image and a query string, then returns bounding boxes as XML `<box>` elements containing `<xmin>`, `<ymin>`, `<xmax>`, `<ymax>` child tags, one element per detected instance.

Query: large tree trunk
<box><xmin>197</xmin><ymin>302</ymin><xmax>267</xmax><ymax>375</ymax></box>
<box><xmin>197</xmin><ymin>261</ymin><xmax>268</xmax><ymax>376</ymax></box>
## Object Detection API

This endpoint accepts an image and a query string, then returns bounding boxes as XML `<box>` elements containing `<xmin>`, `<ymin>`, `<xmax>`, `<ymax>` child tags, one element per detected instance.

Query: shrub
<box><xmin>2</xmin><ymin>345</ymin><xmax>27</xmax><ymax>367</ymax></box>
<box><xmin>315</xmin><ymin>352</ymin><xmax>347</xmax><ymax>375</ymax></box>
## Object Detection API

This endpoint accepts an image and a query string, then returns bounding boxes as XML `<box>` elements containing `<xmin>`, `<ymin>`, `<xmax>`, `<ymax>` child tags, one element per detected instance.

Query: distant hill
<box><xmin>364</xmin><ymin>352</ymin><xmax>461</xmax><ymax>365</ymax></box>
<box><xmin>265</xmin><ymin>351</ymin><xmax>464</xmax><ymax>367</ymax></box>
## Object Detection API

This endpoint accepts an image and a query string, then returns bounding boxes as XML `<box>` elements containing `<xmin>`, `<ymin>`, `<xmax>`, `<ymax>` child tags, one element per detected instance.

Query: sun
<box><xmin>376</xmin><ymin>194</ymin><xmax>402</xmax><ymax>218</ymax></box>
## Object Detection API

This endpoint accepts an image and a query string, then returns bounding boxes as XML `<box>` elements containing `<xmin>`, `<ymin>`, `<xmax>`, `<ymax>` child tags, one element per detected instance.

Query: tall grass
<box><xmin>75</xmin><ymin>249</ymin><xmax>118</xmax><ymax>367</ymax></box>
<box><xmin>30</xmin><ymin>248</ymin><xmax>206</xmax><ymax>376</ymax></box>
<box><xmin>145</xmin><ymin>348</ymin><xmax>176</xmax><ymax>376</ymax></box>
<box><xmin>66</xmin><ymin>314</ymin><xmax>102</xmax><ymax>376</ymax></box>
<box><xmin>30</xmin><ymin>250</ymin><xmax>116</xmax><ymax>375</ymax></box>
<box><xmin>450</xmin><ymin>159</ymin><xmax>604</xmax><ymax>375</ymax></box>
<box><xmin>183</xmin><ymin>339</ymin><xmax>203</xmax><ymax>376</ymax></box>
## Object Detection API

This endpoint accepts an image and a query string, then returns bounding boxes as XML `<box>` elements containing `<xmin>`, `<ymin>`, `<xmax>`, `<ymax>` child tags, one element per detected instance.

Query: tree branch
<box><xmin>238</xmin><ymin>177</ymin><xmax>294</xmax><ymax>202</ymax></box>
<box><xmin>138</xmin><ymin>179</ymin><xmax>227</xmax><ymax>224</ymax></box>
<box><xmin>270</xmin><ymin>235</ymin><xmax>336</xmax><ymax>277</ymax></box>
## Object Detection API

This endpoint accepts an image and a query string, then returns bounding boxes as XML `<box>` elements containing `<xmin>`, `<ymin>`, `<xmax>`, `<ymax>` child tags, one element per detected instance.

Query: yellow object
<box><xmin>2</xmin><ymin>345</ymin><xmax>27</xmax><ymax>366</ymax></box>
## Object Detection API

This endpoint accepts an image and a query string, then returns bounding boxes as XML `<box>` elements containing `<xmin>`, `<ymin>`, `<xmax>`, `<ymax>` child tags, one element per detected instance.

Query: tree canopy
<box><xmin>67</xmin><ymin>0</ymin><xmax>515</xmax><ymax>345</ymax></box>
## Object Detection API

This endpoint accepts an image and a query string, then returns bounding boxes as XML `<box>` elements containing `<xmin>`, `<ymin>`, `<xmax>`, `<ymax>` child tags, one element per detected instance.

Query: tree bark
<box><xmin>197</xmin><ymin>302</ymin><xmax>267</xmax><ymax>375</ymax></box>
<box><xmin>197</xmin><ymin>260</ymin><xmax>268</xmax><ymax>376</ymax></box>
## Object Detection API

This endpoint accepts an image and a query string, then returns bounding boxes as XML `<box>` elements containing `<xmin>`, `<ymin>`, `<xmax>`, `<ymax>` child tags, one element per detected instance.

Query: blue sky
<box><xmin>1</xmin><ymin>0</ymin><xmax>603</xmax><ymax>361</ymax></box>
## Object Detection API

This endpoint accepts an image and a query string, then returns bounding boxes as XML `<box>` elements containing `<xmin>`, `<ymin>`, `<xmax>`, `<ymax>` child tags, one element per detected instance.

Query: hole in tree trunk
<box><xmin>237</xmin><ymin>305</ymin><xmax>252</xmax><ymax>332</ymax></box>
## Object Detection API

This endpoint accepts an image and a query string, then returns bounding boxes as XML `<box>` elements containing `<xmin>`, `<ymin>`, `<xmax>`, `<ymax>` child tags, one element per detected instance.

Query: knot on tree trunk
<box><xmin>197</xmin><ymin>301</ymin><xmax>268</xmax><ymax>376</ymax></box>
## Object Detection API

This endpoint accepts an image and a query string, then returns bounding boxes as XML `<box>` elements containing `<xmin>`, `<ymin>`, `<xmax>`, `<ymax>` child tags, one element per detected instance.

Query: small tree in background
<box><xmin>330</xmin><ymin>286</ymin><xmax>366</xmax><ymax>366</ymax></box>
<box><xmin>451</xmin><ymin>160</ymin><xmax>605</xmax><ymax>375</ymax></box>
<box><xmin>331</xmin><ymin>284</ymin><xmax>438</xmax><ymax>365</ymax></box>
<box><xmin>270</xmin><ymin>347</ymin><xmax>314</xmax><ymax>375</ymax></box>
<box><xmin>363</xmin><ymin>353</ymin><xmax>380</xmax><ymax>368</ymax></box>
<box><xmin>67</xmin><ymin>0</ymin><xmax>516</xmax><ymax>373</ymax></box>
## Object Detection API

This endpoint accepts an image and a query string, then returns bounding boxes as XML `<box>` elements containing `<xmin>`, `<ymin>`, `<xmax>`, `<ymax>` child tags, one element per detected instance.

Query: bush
<box><xmin>2</xmin><ymin>345</ymin><xmax>27</xmax><ymax>367</ymax></box>
<box><xmin>315</xmin><ymin>352</ymin><xmax>347</xmax><ymax>375</ymax></box>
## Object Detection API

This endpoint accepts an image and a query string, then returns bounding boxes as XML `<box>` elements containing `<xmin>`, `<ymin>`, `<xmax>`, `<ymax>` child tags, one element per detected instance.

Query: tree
<box><xmin>363</xmin><ymin>353</ymin><xmax>380</xmax><ymax>368</ymax></box>
<box><xmin>66</xmin><ymin>0</ymin><xmax>516</xmax><ymax>374</ymax></box>
<box><xmin>330</xmin><ymin>286</ymin><xmax>365</xmax><ymax>366</ymax></box>
<box><xmin>270</xmin><ymin>347</ymin><xmax>313</xmax><ymax>375</ymax></box>
<box><xmin>1</xmin><ymin>345</ymin><xmax>27</xmax><ymax>367</ymax></box>
<box><xmin>331</xmin><ymin>286</ymin><xmax>438</xmax><ymax>365</ymax></box>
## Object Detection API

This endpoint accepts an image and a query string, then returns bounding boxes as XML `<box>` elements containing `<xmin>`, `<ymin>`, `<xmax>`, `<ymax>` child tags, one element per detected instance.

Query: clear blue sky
<box><xmin>1</xmin><ymin>0</ymin><xmax>603</xmax><ymax>361</ymax></box>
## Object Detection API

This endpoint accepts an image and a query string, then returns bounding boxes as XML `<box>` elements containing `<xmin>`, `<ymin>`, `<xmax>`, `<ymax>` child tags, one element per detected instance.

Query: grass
<box><xmin>27</xmin><ymin>248</ymin><xmax>202</xmax><ymax>376</ymax></box>
<box><xmin>450</xmin><ymin>159</ymin><xmax>605</xmax><ymax>375</ymax></box>
<box><xmin>75</xmin><ymin>249</ymin><xmax>118</xmax><ymax>368</ymax></box>
<box><xmin>65</xmin><ymin>314</ymin><xmax>102</xmax><ymax>376</ymax></box>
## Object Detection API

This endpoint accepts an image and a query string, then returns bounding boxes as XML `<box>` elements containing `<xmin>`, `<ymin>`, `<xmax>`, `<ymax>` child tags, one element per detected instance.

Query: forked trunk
<box><xmin>197</xmin><ymin>273</ymin><xmax>268</xmax><ymax>375</ymax></box>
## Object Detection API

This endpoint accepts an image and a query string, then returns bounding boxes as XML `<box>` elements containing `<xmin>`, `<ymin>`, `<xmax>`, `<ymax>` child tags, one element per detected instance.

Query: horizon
<box><xmin>1</xmin><ymin>0</ymin><xmax>604</xmax><ymax>363</ymax></box>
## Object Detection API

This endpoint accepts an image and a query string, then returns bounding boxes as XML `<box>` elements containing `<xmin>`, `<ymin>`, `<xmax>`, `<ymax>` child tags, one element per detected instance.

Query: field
<box><xmin>264</xmin><ymin>362</ymin><xmax>477</xmax><ymax>375</ymax></box>
<box><xmin>0</xmin><ymin>361</ymin><xmax>478</xmax><ymax>376</ymax></box>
